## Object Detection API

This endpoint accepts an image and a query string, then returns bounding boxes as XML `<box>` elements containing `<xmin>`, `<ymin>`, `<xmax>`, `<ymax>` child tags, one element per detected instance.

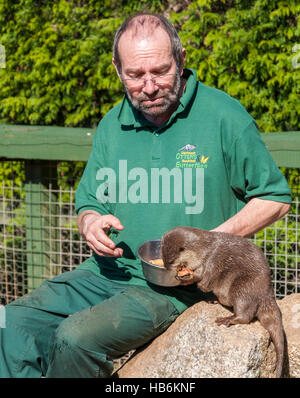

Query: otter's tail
<box><xmin>256</xmin><ymin>297</ymin><xmax>286</xmax><ymax>378</ymax></box>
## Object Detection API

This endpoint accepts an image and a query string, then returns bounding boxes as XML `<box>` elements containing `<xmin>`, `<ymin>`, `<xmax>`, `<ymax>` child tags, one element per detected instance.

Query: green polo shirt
<box><xmin>75</xmin><ymin>68</ymin><xmax>291</xmax><ymax>313</ymax></box>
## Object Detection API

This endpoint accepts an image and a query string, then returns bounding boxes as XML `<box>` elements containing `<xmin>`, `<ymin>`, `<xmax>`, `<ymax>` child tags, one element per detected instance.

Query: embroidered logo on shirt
<box><xmin>176</xmin><ymin>144</ymin><xmax>209</xmax><ymax>168</ymax></box>
<box><xmin>178</xmin><ymin>144</ymin><xmax>197</xmax><ymax>151</ymax></box>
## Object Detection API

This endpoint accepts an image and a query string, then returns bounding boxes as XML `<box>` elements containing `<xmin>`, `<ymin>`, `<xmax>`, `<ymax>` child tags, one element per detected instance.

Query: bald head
<box><xmin>123</xmin><ymin>14</ymin><xmax>163</xmax><ymax>41</ymax></box>
<box><xmin>113</xmin><ymin>13</ymin><xmax>183</xmax><ymax>74</ymax></box>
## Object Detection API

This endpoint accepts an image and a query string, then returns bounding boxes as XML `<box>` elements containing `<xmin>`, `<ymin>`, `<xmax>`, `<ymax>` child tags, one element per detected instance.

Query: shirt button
<box><xmin>155</xmin><ymin>133</ymin><xmax>159</xmax><ymax>136</ymax></box>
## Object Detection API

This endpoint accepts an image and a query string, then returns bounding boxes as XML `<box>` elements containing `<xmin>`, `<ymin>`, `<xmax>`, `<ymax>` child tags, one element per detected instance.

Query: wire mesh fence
<box><xmin>0</xmin><ymin>160</ymin><xmax>91</xmax><ymax>305</ymax></box>
<box><xmin>0</xmin><ymin>161</ymin><xmax>299</xmax><ymax>305</ymax></box>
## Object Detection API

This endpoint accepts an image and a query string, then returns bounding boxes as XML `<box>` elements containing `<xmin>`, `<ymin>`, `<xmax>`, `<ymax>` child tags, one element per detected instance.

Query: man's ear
<box><xmin>112</xmin><ymin>58</ymin><xmax>122</xmax><ymax>82</ymax></box>
<box><xmin>180</xmin><ymin>48</ymin><xmax>186</xmax><ymax>76</ymax></box>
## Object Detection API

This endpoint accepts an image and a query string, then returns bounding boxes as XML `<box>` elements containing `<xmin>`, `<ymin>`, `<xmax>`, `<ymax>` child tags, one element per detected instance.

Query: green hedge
<box><xmin>0</xmin><ymin>0</ymin><xmax>166</xmax><ymax>127</ymax></box>
<box><xmin>0</xmin><ymin>0</ymin><xmax>299</xmax><ymax>131</ymax></box>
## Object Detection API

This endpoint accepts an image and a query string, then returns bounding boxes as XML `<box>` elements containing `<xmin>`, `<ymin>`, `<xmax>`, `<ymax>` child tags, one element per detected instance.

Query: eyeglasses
<box><xmin>122</xmin><ymin>73</ymin><xmax>176</xmax><ymax>89</ymax></box>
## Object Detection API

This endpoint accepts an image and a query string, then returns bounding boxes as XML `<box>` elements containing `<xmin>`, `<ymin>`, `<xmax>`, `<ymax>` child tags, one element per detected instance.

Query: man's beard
<box><xmin>125</xmin><ymin>73</ymin><xmax>182</xmax><ymax>118</ymax></box>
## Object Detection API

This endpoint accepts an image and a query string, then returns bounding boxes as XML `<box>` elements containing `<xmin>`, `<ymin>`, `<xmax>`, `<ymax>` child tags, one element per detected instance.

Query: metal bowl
<box><xmin>137</xmin><ymin>239</ymin><xmax>180</xmax><ymax>287</ymax></box>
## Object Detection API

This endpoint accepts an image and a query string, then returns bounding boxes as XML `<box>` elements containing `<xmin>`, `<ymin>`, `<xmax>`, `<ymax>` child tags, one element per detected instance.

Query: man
<box><xmin>0</xmin><ymin>13</ymin><xmax>291</xmax><ymax>378</ymax></box>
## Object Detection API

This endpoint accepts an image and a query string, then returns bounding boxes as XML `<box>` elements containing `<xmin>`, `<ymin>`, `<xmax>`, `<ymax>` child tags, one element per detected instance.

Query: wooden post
<box><xmin>25</xmin><ymin>160</ymin><xmax>59</xmax><ymax>291</ymax></box>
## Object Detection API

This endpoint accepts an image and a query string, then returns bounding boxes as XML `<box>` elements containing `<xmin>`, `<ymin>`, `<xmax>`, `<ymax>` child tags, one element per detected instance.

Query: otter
<box><xmin>161</xmin><ymin>226</ymin><xmax>286</xmax><ymax>378</ymax></box>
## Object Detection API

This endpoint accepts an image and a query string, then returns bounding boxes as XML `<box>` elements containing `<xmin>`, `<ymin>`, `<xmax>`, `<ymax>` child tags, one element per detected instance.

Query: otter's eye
<box><xmin>179</xmin><ymin>247</ymin><xmax>185</xmax><ymax>252</ymax></box>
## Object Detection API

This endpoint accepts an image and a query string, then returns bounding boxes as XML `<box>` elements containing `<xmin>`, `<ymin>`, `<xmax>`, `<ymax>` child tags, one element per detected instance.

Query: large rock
<box><xmin>278</xmin><ymin>293</ymin><xmax>300</xmax><ymax>378</ymax></box>
<box><xmin>117</xmin><ymin>293</ymin><xmax>300</xmax><ymax>378</ymax></box>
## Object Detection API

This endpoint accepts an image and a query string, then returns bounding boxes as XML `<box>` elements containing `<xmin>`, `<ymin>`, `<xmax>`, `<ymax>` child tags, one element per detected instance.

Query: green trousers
<box><xmin>0</xmin><ymin>269</ymin><xmax>179</xmax><ymax>378</ymax></box>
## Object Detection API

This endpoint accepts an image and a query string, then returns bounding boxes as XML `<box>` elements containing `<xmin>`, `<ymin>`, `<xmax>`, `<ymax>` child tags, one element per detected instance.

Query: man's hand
<box><xmin>78</xmin><ymin>210</ymin><xmax>124</xmax><ymax>257</ymax></box>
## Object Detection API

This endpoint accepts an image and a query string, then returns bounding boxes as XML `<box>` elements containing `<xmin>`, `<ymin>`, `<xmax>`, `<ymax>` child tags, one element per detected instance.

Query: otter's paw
<box><xmin>205</xmin><ymin>296</ymin><xmax>218</xmax><ymax>304</ymax></box>
<box><xmin>206</xmin><ymin>299</ymin><xmax>218</xmax><ymax>304</ymax></box>
<box><xmin>215</xmin><ymin>315</ymin><xmax>235</xmax><ymax>327</ymax></box>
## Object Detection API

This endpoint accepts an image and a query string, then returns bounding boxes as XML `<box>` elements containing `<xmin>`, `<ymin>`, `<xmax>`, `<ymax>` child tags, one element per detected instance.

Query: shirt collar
<box><xmin>118</xmin><ymin>68</ymin><xmax>198</xmax><ymax>129</ymax></box>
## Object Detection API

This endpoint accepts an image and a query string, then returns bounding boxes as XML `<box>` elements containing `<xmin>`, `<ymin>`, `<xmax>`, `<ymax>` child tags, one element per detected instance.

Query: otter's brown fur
<box><xmin>161</xmin><ymin>226</ymin><xmax>287</xmax><ymax>378</ymax></box>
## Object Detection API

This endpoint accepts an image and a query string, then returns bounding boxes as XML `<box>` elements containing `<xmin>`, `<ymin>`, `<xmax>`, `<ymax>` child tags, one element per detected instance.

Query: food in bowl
<box><xmin>147</xmin><ymin>257</ymin><xmax>195</xmax><ymax>278</ymax></box>
<box><xmin>149</xmin><ymin>258</ymin><xmax>164</xmax><ymax>267</ymax></box>
<box><xmin>176</xmin><ymin>266</ymin><xmax>194</xmax><ymax>278</ymax></box>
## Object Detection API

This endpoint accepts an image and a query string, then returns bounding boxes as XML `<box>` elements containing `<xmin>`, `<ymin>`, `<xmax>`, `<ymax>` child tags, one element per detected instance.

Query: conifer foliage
<box><xmin>0</xmin><ymin>0</ymin><xmax>299</xmax><ymax>131</ymax></box>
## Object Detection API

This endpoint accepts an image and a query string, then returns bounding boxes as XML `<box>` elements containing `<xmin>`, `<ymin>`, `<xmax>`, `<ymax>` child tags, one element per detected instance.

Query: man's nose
<box><xmin>142</xmin><ymin>79</ymin><xmax>158</xmax><ymax>95</ymax></box>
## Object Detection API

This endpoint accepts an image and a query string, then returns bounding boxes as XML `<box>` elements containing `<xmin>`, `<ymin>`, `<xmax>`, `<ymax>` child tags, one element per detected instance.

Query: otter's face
<box><xmin>161</xmin><ymin>234</ymin><xmax>182</xmax><ymax>270</ymax></box>
<box><xmin>161</xmin><ymin>237</ymin><xmax>199</xmax><ymax>282</ymax></box>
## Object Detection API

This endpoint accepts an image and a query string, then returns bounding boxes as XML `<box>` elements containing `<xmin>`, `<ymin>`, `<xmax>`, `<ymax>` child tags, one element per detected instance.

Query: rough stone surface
<box><xmin>117</xmin><ymin>294</ymin><xmax>300</xmax><ymax>378</ymax></box>
<box><xmin>277</xmin><ymin>293</ymin><xmax>300</xmax><ymax>378</ymax></box>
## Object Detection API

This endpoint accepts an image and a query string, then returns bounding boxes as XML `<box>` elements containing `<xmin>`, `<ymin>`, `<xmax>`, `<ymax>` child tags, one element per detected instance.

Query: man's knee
<box><xmin>52</xmin><ymin>314</ymin><xmax>86</xmax><ymax>352</ymax></box>
<box><xmin>121</xmin><ymin>286</ymin><xmax>179</xmax><ymax>332</ymax></box>
<box><xmin>47</xmin><ymin>312</ymin><xmax>113</xmax><ymax>378</ymax></box>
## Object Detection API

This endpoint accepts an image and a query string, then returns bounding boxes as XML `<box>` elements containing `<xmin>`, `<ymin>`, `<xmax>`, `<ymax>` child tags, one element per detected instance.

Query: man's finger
<box><xmin>87</xmin><ymin>239</ymin><xmax>123</xmax><ymax>257</ymax></box>
<box><xmin>102</xmin><ymin>215</ymin><xmax>124</xmax><ymax>231</ymax></box>
<box><xmin>93</xmin><ymin>229</ymin><xmax>117</xmax><ymax>249</ymax></box>
<box><xmin>87</xmin><ymin>236</ymin><xmax>118</xmax><ymax>256</ymax></box>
